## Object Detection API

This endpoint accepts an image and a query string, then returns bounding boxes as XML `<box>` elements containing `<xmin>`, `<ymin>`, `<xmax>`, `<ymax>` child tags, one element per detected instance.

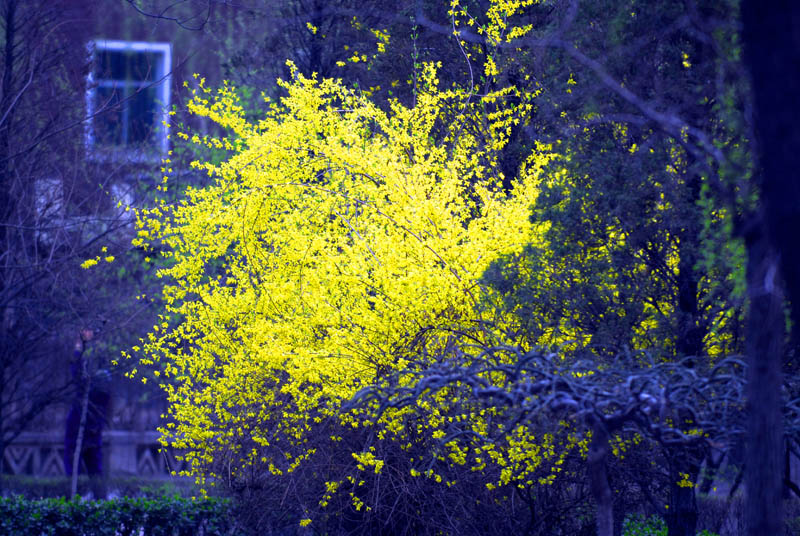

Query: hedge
<box><xmin>0</xmin><ymin>495</ymin><xmax>240</xmax><ymax>536</ymax></box>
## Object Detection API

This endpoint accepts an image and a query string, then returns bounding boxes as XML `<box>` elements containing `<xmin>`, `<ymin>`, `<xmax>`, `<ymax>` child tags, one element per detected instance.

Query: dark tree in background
<box><xmin>127</xmin><ymin>0</ymin><xmax>481</xmax><ymax>108</ymax></box>
<box><xmin>0</xmin><ymin>0</ymin><xmax>95</xmax><ymax>478</ymax></box>
<box><xmin>0</xmin><ymin>0</ymin><xmax>773</xmax><ymax>533</ymax></box>
<box><xmin>0</xmin><ymin>0</ymin><xmax>161</xmax><ymax>482</ymax></box>
<box><xmin>741</xmin><ymin>1</ymin><xmax>800</xmax><ymax>533</ymax></box>
<box><xmin>479</xmin><ymin>4</ymin><xmax>747</xmax><ymax>532</ymax></box>
<box><xmin>119</xmin><ymin>2</ymin><xmax>800</xmax><ymax>534</ymax></box>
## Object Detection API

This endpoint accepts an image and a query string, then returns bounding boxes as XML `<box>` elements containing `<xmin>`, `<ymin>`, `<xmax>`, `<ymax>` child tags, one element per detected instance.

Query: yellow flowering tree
<box><xmin>127</xmin><ymin>0</ymin><xmax>756</xmax><ymax>533</ymax></box>
<box><xmin>129</xmin><ymin>61</ymin><xmax>593</xmax><ymax>531</ymax></box>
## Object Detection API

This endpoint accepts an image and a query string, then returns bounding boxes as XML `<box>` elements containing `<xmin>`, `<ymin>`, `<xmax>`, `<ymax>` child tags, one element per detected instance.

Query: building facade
<box><xmin>1</xmin><ymin>0</ymin><xmax>246</xmax><ymax>483</ymax></box>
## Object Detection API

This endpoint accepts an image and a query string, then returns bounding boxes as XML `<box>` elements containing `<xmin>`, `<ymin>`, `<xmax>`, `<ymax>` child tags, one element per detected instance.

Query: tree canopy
<box><xmin>123</xmin><ymin>1</ymin><xmax>800</xmax><ymax>534</ymax></box>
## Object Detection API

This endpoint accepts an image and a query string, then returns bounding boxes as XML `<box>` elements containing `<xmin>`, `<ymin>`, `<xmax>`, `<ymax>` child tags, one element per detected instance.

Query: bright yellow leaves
<box><xmin>80</xmin><ymin>253</ymin><xmax>116</xmax><ymax>269</ymax></box>
<box><xmin>677</xmin><ymin>472</ymin><xmax>694</xmax><ymax>488</ymax></box>
<box><xmin>352</xmin><ymin>450</ymin><xmax>384</xmax><ymax>474</ymax></box>
<box><xmin>132</xmin><ymin>60</ymin><xmax>552</xmax><ymax>504</ymax></box>
<box><xmin>451</xmin><ymin>0</ymin><xmax>538</xmax><ymax>45</ymax></box>
<box><xmin>370</xmin><ymin>28</ymin><xmax>390</xmax><ymax>54</ymax></box>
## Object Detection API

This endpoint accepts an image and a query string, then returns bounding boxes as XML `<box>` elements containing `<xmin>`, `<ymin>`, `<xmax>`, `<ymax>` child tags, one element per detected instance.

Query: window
<box><xmin>86</xmin><ymin>40</ymin><xmax>171</xmax><ymax>157</ymax></box>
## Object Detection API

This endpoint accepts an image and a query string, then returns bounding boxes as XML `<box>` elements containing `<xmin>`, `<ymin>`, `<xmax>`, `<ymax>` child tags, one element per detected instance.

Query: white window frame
<box><xmin>86</xmin><ymin>40</ymin><xmax>172</xmax><ymax>159</ymax></box>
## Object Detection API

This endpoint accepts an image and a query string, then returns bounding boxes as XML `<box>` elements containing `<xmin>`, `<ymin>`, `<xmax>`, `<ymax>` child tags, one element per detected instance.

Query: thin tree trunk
<box><xmin>0</xmin><ymin>359</ymin><xmax>5</xmax><ymax>493</ymax></box>
<box><xmin>0</xmin><ymin>439</ymin><xmax>4</xmax><ymax>495</ymax></box>
<box><xmin>665</xmin><ymin>467</ymin><xmax>699</xmax><ymax>536</ymax></box>
<box><xmin>0</xmin><ymin>4</ymin><xmax>17</xmax><ymax>499</ymax></box>
<box><xmin>70</xmin><ymin>364</ymin><xmax>90</xmax><ymax>498</ymax></box>
<box><xmin>587</xmin><ymin>418</ymin><xmax>613</xmax><ymax>536</ymax></box>
<box><xmin>0</xmin><ymin>0</ymin><xmax>16</xmax><ymax>251</ymax></box>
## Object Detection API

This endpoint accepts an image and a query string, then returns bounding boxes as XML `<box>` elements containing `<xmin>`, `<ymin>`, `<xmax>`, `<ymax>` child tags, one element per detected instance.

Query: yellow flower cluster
<box><xmin>132</xmin><ymin>56</ymin><xmax>559</xmax><ymax>503</ymax></box>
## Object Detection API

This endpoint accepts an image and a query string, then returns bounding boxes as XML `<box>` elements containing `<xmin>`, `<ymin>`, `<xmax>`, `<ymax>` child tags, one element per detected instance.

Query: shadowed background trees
<box><xmin>120</xmin><ymin>1</ymin><xmax>800</xmax><ymax>535</ymax></box>
<box><xmin>4</xmin><ymin>1</ymin><xmax>799</xmax><ymax>534</ymax></box>
<box><xmin>0</xmin><ymin>0</ymin><xmax>103</xmax><ymax>479</ymax></box>
<box><xmin>740</xmin><ymin>1</ymin><xmax>800</xmax><ymax>533</ymax></box>
<box><xmin>0</xmin><ymin>0</ymin><xmax>174</xmax><ymax>486</ymax></box>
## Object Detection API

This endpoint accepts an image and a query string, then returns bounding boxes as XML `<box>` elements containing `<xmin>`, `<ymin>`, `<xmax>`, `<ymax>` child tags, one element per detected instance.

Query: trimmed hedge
<box><xmin>0</xmin><ymin>495</ymin><xmax>239</xmax><ymax>536</ymax></box>
<box><xmin>622</xmin><ymin>515</ymin><xmax>719</xmax><ymax>536</ymax></box>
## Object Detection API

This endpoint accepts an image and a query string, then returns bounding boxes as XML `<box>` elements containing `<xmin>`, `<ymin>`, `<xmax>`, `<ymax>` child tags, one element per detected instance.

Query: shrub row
<box><xmin>0</xmin><ymin>495</ymin><xmax>239</xmax><ymax>536</ymax></box>
<box><xmin>622</xmin><ymin>514</ymin><xmax>719</xmax><ymax>536</ymax></box>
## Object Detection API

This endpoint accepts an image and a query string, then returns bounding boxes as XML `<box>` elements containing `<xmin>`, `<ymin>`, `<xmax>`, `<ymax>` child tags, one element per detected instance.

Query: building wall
<box><xmin>4</xmin><ymin>0</ymin><xmax>251</xmax><ymax>480</ymax></box>
<box><xmin>3</xmin><ymin>431</ymin><xmax>187</xmax><ymax>478</ymax></box>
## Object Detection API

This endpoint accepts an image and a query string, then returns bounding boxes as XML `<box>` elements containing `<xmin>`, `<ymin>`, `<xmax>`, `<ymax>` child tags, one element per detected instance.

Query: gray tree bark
<box><xmin>741</xmin><ymin>2</ymin><xmax>800</xmax><ymax>532</ymax></box>
<box><xmin>70</xmin><ymin>364</ymin><xmax>90</xmax><ymax>499</ymax></box>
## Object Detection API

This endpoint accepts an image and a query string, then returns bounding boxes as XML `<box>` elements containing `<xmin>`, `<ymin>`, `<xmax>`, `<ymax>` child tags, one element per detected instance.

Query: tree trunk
<box><xmin>675</xmin><ymin>171</ymin><xmax>704</xmax><ymax>366</ymax></box>
<box><xmin>741</xmin><ymin>0</ymin><xmax>800</xmax><ymax>348</ymax></box>
<box><xmin>0</xmin><ymin>5</ymin><xmax>17</xmax><ymax>496</ymax></box>
<box><xmin>0</xmin><ymin>439</ymin><xmax>4</xmax><ymax>495</ymax></box>
<box><xmin>70</xmin><ymin>363</ymin><xmax>90</xmax><ymax>498</ymax></box>
<box><xmin>740</xmin><ymin>3</ymin><xmax>800</xmax><ymax>533</ymax></box>
<box><xmin>587</xmin><ymin>418</ymin><xmax>613</xmax><ymax>536</ymax></box>
<box><xmin>0</xmin><ymin>0</ymin><xmax>16</xmax><ymax>253</ymax></box>
<box><xmin>665</xmin><ymin>458</ymin><xmax>699</xmax><ymax>536</ymax></box>
<box><xmin>743</xmin><ymin>231</ymin><xmax>784</xmax><ymax>535</ymax></box>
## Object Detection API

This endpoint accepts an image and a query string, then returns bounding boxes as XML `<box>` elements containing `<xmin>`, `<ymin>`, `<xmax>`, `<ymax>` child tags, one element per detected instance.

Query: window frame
<box><xmin>85</xmin><ymin>39</ymin><xmax>172</xmax><ymax>159</ymax></box>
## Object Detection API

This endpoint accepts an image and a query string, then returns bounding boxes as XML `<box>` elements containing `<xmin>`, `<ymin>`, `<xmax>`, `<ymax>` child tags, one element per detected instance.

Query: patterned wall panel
<box><xmin>2</xmin><ymin>431</ymin><xmax>187</xmax><ymax>478</ymax></box>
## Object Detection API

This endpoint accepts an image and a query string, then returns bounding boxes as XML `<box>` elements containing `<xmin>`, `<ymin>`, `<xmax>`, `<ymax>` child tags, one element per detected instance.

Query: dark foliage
<box><xmin>0</xmin><ymin>495</ymin><xmax>237</xmax><ymax>536</ymax></box>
